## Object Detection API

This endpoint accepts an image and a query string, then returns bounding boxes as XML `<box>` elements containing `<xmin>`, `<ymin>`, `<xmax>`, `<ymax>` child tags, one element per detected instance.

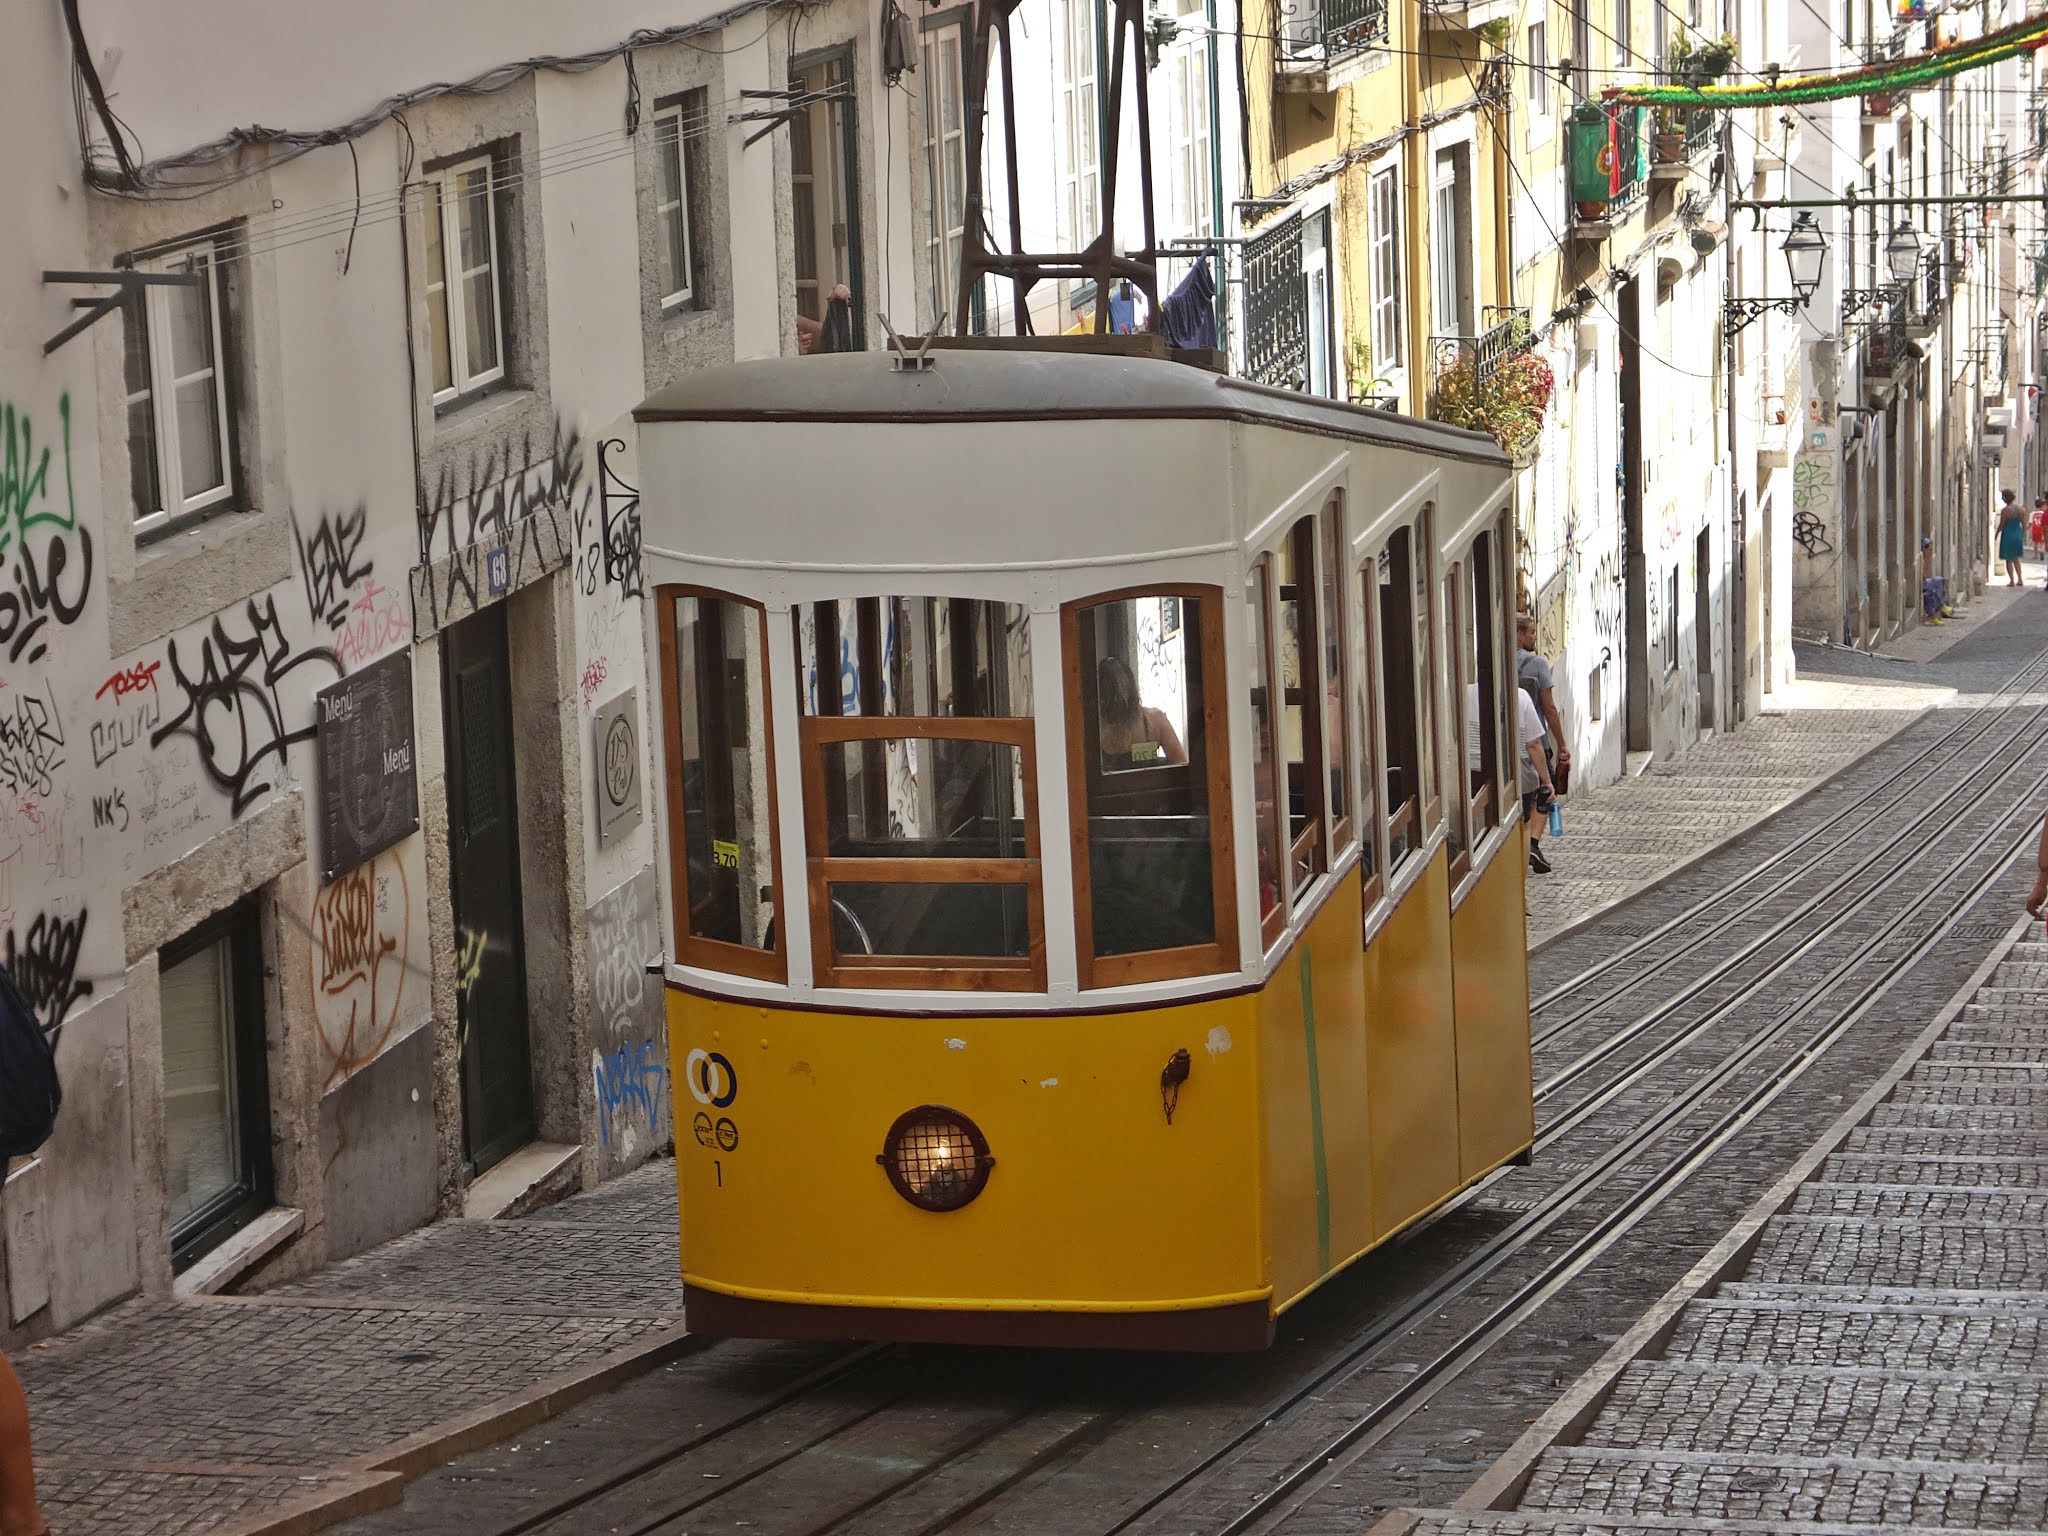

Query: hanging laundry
<box><xmin>1159</xmin><ymin>256</ymin><xmax>1218</xmax><ymax>350</ymax></box>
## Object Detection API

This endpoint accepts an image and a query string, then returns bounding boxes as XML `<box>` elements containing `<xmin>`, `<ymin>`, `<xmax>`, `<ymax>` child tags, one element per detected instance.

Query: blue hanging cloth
<box><xmin>1160</xmin><ymin>256</ymin><xmax>1218</xmax><ymax>350</ymax></box>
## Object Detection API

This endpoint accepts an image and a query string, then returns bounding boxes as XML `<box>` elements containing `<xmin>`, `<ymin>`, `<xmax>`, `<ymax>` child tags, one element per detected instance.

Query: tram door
<box><xmin>444</xmin><ymin>605</ymin><xmax>536</xmax><ymax>1174</ymax></box>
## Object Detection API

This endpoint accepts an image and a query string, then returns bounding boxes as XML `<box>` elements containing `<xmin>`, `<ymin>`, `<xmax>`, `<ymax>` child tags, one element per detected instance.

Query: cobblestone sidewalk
<box><xmin>1526</xmin><ymin>669</ymin><xmax>1953</xmax><ymax>948</ymax></box>
<box><xmin>21</xmin><ymin>1161</ymin><xmax>685</xmax><ymax>1536</ymax></box>
<box><xmin>1379</xmin><ymin>922</ymin><xmax>2048</xmax><ymax>1536</ymax></box>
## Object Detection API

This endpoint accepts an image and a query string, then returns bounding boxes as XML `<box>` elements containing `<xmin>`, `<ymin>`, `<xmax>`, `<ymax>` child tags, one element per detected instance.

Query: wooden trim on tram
<box><xmin>682</xmin><ymin>1284</ymin><xmax>1277</xmax><ymax>1353</ymax></box>
<box><xmin>656</xmin><ymin>585</ymin><xmax>788</xmax><ymax>984</ymax></box>
<box><xmin>1060</xmin><ymin>583</ymin><xmax>1240</xmax><ymax>992</ymax></box>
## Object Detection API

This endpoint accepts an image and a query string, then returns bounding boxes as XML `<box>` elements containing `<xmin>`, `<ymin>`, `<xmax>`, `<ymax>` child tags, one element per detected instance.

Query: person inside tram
<box><xmin>1096</xmin><ymin>655</ymin><xmax>1188</xmax><ymax>770</ymax></box>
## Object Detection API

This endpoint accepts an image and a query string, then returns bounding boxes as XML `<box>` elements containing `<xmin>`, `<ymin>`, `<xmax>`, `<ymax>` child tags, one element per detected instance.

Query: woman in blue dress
<box><xmin>1997</xmin><ymin>490</ymin><xmax>2027</xmax><ymax>587</ymax></box>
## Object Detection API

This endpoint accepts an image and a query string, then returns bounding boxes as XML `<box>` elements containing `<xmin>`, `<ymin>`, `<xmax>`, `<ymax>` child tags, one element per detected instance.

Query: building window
<box><xmin>793</xmin><ymin>597</ymin><xmax>1042</xmax><ymax>990</ymax></box>
<box><xmin>124</xmin><ymin>238</ymin><xmax>234</xmax><ymax>535</ymax></box>
<box><xmin>1304</xmin><ymin>212</ymin><xmax>1336</xmax><ymax>398</ymax></box>
<box><xmin>1245</xmin><ymin>212</ymin><xmax>1306</xmax><ymax>386</ymax></box>
<box><xmin>1664</xmin><ymin>566</ymin><xmax>1680</xmax><ymax>673</ymax></box>
<box><xmin>922</xmin><ymin>18</ymin><xmax>976</xmax><ymax>330</ymax></box>
<box><xmin>423</xmin><ymin>153</ymin><xmax>507</xmax><ymax>404</ymax></box>
<box><xmin>659</xmin><ymin>589</ymin><xmax>784</xmax><ymax>981</ymax></box>
<box><xmin>1063</xmin><ymin>587</ymin><xmax>1238</xmax><ymax>987</ymax></box>
<box><xmin>1527</xmin><ymin>21</ymin><xmax>1550</xmax><ymax>117</ymax></box>
<box><xmin>1369</xmin><ymin>167</ymin><xmax>1403</xmax><ymax>377</ymax></box>
<box><xmin>161</xmin><ymin>904</ymin><xmax>271</xmax><ymax>1270</ymax></box>
<box><xmin>1613</xmin><ymin>0</ymin><xmax>1631</xmax><ymax>65</ymax></box>
<box><xmin>1168</xmin><ymin>36</ymin><xmax>1214</xmax><ymax>238</ymax></box>
<box><xmin>654</xmin><ymin>100</ymin><xmax>699</xmax><ymax>308</ymax></box>
<box><xmin>1431</xmin><ymin>146</ymin><xmax>1474</xmax><ymax>338</ymax></box>
<box><xmin>790</xmin><ymin>52</ymin><xmax>864</xmax><ymax>349</ymax></box>
<box><xmin>1057</xmin><ymin>0</ymin><xmax>1102</xmax><ymax>249</ymax></box>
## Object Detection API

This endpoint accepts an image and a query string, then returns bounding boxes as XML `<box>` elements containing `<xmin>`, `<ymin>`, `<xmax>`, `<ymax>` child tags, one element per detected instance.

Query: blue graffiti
<box><xmin>594</xmin><ymin>1038</ymin><xmax>668</xmax><ymax>1149</ymax></box>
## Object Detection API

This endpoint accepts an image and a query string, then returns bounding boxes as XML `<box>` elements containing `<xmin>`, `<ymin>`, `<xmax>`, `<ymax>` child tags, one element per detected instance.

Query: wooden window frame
<box><xmin>1414</xmin><ymin>506</ymin><xmax>1443</xmax><ymax>840</ymax></box>
<box><xmin>800</xmin><ymin>715</ymin><xmax>1046</xmax><ymax>992</ymax></box>
<box><xmin>1248</xmin><ymin>557</ymin><xmax>1290</xmax><ymax>950</ymax></box>
<box><xmin>1372</xmin><ymin>530</ymin><xmax>1422</xmax><ymax>878</ymax></box>
<box><xmin>1320</xmin><ymin>495</ymin><xmax>1355</xmax><ymax>858</ymax></box>
<box><xmin>1491</xmin><ymin>511</ymin><xmax>1518</xmax><ymax>815</ymax></box>
<box><xmin>1278</xmin><ymin>516</ymin><xmax>1329</xmax><ymax>901</ymax></box>
<box><xmin>1355</xmin><ymin>555</ymin><xmax>1386</xmax><ymax>915</ymax></box>
<box><xmin>1062</xmin><ymin>584</ymin><xmax>1240</xmax><ymax>989</ymax></box>
<box><xmin>1443</xmin><ymin>564</ymin><xmax>1473</xmax><ymax>886</ymax></box>
<box><xmin>656</xmin><ymin>586</ymin><xmax>788</xmax><ymax>983</ymax></box>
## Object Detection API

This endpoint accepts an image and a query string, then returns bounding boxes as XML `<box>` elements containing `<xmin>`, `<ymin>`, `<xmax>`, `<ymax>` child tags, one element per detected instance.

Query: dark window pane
<box><xmin>675</xmin><ymin>595</ymin><xmax>774</xmax><ymax>948</ymax></box>
<box><xmin>1074</xmin><ymin>594</ymin><xmax>1218</xmax><ymax>957</ymax></box>
<box><xmin>827</xmin><ymin>882</ymin><xmax>1030</xmax><ymax>958</ymax></box>
<box><xmin>821</xmin><ymin>737</ymin><xmax>1025</xmax><ymax>859</ymax></box>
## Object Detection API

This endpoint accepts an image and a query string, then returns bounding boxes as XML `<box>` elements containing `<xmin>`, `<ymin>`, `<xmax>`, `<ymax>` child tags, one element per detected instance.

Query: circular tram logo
<box><xmin>684</xmin><ymin>1048</ymin><xmax>739</xmax><ymax>1108</ymax></box>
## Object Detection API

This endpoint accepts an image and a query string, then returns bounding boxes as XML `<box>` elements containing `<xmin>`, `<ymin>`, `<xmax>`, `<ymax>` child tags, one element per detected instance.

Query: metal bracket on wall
<box><xmin>41</xmin><ymin>268</ymin><xmax>199</xmax><ymax>356</ymax></box>
<box><xmin>730</xmin><ymin>84</ymin><xmax>853</xmax><ymax>149</ymax></box>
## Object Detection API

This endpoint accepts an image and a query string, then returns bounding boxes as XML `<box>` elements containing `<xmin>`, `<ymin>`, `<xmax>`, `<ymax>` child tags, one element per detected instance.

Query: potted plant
<box><xmin>1431</xmin><ymin>322</ymin><xmax>1555</xmax><ymax>463</ymax></box>
<box><xmin>1348</xmin><ymin>337</ymin><xmax>1399</xmax><ymax>410</ymax></box>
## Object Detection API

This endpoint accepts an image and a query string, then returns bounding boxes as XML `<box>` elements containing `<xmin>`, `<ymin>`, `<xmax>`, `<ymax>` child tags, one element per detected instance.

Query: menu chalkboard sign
<box><xmin>316</xmin><ymin>651</ymin><xmax>421</xmax><ymax>883</ymax></box>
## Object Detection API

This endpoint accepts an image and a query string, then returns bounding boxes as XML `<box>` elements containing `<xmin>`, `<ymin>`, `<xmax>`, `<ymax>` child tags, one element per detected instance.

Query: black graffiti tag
<box><xmin>0</xmin><ymin>525</ymin><xmax>92</xmax><ymax>665</ymax></box>
<box><xmin>150</xmin><ymin>595</ymin><xmax>340</xmax><ymax>817</ymax></box>
<box><xmin>0</xmin><ymin>682</ymin><xmax>65</xmax><ymax>797</ymax></box>
<box><xmin>2</xmin><ymin>910</ymin><xmax>91</xmax><ymax>1039</ymax></box>
<box><xmin>293</xmin><ymin>504</ymin><xmax>374</xmax><ymax>630</ymax></box>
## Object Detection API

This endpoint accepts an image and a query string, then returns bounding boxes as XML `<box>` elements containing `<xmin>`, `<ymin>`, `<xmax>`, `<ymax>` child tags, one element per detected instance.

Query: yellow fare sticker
<box><xmin>711</xmin><ymin>838</ymin><xmax>741</xmax><ymax>868</ymax></box>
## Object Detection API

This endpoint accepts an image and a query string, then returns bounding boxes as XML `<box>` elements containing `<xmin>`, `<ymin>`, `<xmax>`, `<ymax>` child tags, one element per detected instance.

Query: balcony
<box><xmin>1243</xmin><ymin>214</ymin><xmax>1307</xmax><ymax>388</ymax></box>
<box><xmin>1906</xmin><ymin>245</ymin><xmax>1957</xmax><ymax>338</ymax></box>
<box><xmin>1858</xmin><ymin>306</ymin><xmax>1910</xmax><ymax>402</ymax></box>
<box><xmin>1860</xmin><ymin>35</ymin><xmax>1908</xmax><ymax>121</ymax></box>
<box><xmin>1428</xmin><ymin>307</ymin><xmax>1549</xmax><ymax>466</ymax></box>
<box><xmin>1420</xmin><ymin>0</ymin><xmax>1518</xmax><ymax>29</ymax></box>
<box><xmin>1567</xmin><ymin>103</ymin><xmax>1648</xmax><ymax>239</ymax></box>
<box><xmin>1650</xmin><ymin>108</ymin><xmax>1718</xmax><ymax>183</ymax></box>
<box><xmin>1276</xmin><ymin>0</ymin><xmax>1391</xmax><ymax>90</ymax></box>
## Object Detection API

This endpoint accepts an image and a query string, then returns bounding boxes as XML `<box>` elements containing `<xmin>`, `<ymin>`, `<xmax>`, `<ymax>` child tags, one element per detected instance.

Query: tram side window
<box><xmin>662</xmin><ymin>590</ymin><xmax>782</xmax><ymax>980</ymax></box>
<box><xmin>1064</xmin><ymin>589</ymin><xmax>1238</xmax><ymax>988</ymax></box>
<box><xmin>1374</xmin><ymin>529</ymin><xmax>1423</xmax><ymax>873</ymax></box>
<box><xmin>1275</xmin><ymin>517</ymin><xmax>1328</xmax><ymax>900</ymax></box>
<box><xmin>1491</xmin><ymin>512</ymin><xmax>1518</xmax><ymax>814</ymax></box>
<box><xmin>1448</xmin><ymin>540</ymin><xmax>1502</xmax><ymax>883</ymax></box>
<box><xmin>1247</xmin><ymin>561</ymin><xmax>1286</xmax><ymax>945</ymax></box>
<box><xmin>792</xmin><ymin>596</ymin><xmax>1043</xmax><ymax>989</ymax></box>
<box><xmin>1320</xmin><ymin>498</ymin><xmax>1354</xmax><ymax>857</ymax></box>
<box><xmin>1355</xmin><ymin>562</ymin><xmax>1384</xmax><ymax>909</ymax></box>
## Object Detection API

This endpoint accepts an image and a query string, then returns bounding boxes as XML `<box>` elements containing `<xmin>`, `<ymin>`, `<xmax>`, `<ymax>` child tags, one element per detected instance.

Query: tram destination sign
<box><xmin>593</xmin><ymin>687</ymin><xmax>643</xmax><ymax>848</ymax></box>
<box><xmin>314</xmin><ymin>651</ymin><xmax>421</xmax><ymax>884</ymax></box>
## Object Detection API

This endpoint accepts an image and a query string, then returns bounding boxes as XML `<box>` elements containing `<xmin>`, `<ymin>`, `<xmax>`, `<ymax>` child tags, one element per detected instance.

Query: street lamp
<box><xmin>1885</xmin><ymin>220</ymin><xmax>1923</xmax><ymax>285</ymax></box>
<box><xmin>1725</xmin><ymin>212</ymin><xmax>1830</xmax><ymax>337</ymax></box>
<box><xmin>1782</xmin><ymin>212</ymin><xmax>1828</xmax><ymax>304</ymax></box>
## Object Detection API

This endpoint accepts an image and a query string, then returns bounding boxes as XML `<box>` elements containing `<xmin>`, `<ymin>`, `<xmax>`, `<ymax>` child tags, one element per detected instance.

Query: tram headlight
<box><xmin>877</xmin><ymin>1105</ymin><xmax>994</xmax><ymax>1212</ymax></box>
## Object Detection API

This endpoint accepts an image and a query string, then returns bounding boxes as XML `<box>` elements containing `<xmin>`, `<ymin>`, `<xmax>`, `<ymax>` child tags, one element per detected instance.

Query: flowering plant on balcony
<box><xmin>1433</xmin><ymin>344</ymin><xmax>1555</xmax><ymax>463</ymax></box>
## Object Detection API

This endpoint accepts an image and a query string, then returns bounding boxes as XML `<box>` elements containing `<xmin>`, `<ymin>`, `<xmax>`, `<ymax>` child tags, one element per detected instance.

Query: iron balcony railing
<box><xmin>1278</xmin><ymin>0</ymin><xmax>1389</xmax><ymax>63</ymax></box>
<box><xmin>1428</xmin><ymin>306</ymin><xmax>1533</xmax><ymax>402</ymax></box>
<box><xmin>1861</xmin><ymin>305</ymin><xmax>1909</xmax><ymax>380</ymax></box>
<box><xmin>1244</xmin><ymin>214</ymin><xmax>1307</xmax><ymax>388</ymax></box>
<box><xmin>1685</xmin><ymin>106</ymin><xmax>1716</xmax><ymax>159</ymax></box>
<box><xmin>1567</xmin><ymin>102</ymin><xmax>1648</xmax><ymax>223</ymax></box>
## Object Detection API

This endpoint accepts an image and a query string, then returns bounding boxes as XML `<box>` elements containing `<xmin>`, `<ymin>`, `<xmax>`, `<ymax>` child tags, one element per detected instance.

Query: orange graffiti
<box><xmin>309</xmin><ymin>852</ymin><xmax>410</xmax><ymax>1087</ymax></box>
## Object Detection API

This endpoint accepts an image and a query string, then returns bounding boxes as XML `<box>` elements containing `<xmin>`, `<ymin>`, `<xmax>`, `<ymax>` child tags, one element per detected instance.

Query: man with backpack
<box><xmin>1516</xmin><ymin>615</ymin><xmax>1569</xmax><ymax>875</ymax></box>
<box><xmin>0</xmin><ymin>960</ymin><xmax>59</xmax><ymax>1536</ymax></box>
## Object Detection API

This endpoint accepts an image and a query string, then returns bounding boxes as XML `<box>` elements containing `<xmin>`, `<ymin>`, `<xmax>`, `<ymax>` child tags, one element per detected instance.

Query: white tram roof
<box><xmin>634</xmin><ymin>347</ymin><xmax>1513</xmax><ymax>575</ymax></box>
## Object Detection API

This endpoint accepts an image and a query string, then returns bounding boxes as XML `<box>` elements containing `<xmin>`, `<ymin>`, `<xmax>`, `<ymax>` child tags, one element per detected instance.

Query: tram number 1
<box><xmin>713</xmin><ymin>1160</ymin><xmax>723</xmax><ymax>1188</ymax></box>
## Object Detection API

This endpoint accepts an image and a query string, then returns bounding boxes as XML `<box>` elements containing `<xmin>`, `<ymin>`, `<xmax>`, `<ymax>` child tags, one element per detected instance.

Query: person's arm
<box><xmin>2028</xmin><ymin>805</ymin><xmax>2048</xmax><ymax>919</ymax></box>
<box><xmin>1539</xmin><ymin>685</ymin><xmax>1569</xmax><ymax>769</ymax></box>
<box><xmin>1144</xmin><ymin>706</ymin><xmax>1189</xmax><ymax>767</ymax></box>
<box><xmin>1519</xmin><ymin>695</ymin><xmax>1553</xmax><ymax>796</ymax></box>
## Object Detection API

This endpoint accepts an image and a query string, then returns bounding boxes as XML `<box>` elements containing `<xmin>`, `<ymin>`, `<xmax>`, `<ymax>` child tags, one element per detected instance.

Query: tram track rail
<box><xmin>461</xmin><ymin>661</ymin><xmax>2048</xmax><ymax>1536</ymax></box>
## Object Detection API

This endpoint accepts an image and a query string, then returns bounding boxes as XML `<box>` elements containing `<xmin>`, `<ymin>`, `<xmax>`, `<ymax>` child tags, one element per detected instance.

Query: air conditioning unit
<box><xmin>1985</xmin><ymin>403</ymin><xmax>2015</xmax><ymax>431</ymax></box>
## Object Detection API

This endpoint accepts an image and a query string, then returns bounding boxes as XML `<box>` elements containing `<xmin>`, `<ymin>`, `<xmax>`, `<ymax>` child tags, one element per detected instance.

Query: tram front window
<box><xmin>661</xmin><ymin>590</ymin><xmax>782</xmax><ymax>979</ymax></box>
<box><xmin>793</xmin><ymin>595</ymin><xmax>1044</xmax><ymax>988</ymax></box>
<box><xmin>1065</xmin><ymin>590</ymin><xmax>1238</xmax><ymax>987</ymax></box>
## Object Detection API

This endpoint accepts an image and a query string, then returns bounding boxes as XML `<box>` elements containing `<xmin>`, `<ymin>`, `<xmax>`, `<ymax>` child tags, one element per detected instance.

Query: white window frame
<box><xmin>1167</xmin><ymin>39</ymin><xmax>1214</xmax><ymax>239</ymax></box>
<box><xmin>922</xmin><ymin>18</ymin><xmax>970</xmax><ymax>329</ymax></box>
<box><xmin>127</xmin><ymin>240</ymin><xmax>234</xmax><ymax>535</ymax></box>
<box><xmin>424</xmin><ymin>153</ymin><xmax>508</xmax><ymax>404</ymax></box>
<box><xmin>1526</xmin><ymin>20</ymin><xmax>1551</xmax><ymax>122</ymax></box>
<box><xmin>1057</xmin><ymin>0</ymin><xmax>1102</xmax><ymax>250</ymax></box>
<box><xmin>654</xmin><ymin>104</ymin><xmax>696</xmax><ymax>309</ymax></box>
<box><xmin>1368</xmin><ymin>164</ymin><xmax>1404</xmax><ymax>382</ymax></box>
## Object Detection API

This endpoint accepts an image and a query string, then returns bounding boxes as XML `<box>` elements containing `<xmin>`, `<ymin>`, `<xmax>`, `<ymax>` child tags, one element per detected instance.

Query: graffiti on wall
<box><xmin>309</xmin><ymin>850</ymin><xmax>412</xmax><ymax>1087</ymax></box>
<box><xmin>150</xmin><ymin>595</ymin><xmax>341</xmax><ymax>817</ymax></box>
<box><xmin>293</xmin><ymin>505</ymin><xmax>376</xmax><ymax>632</ymax></box>
<box><xmin>411</xmin><ymin>422</ymin><xmax>589</xmax><ymax>636</ymax></box>
<box><xmin>1</xmin><ymin>908</ymin><xmax>90</xmax><ymax>1039</ymax></box>
<box><xmin>0</xmin><ymin>396</ymin><xmax>92</xmax><ymax>666</ymax></box>
<box><xmin>586</xmin><ymin>871</ymin><xmax>667</xmax><ymax>1162</ymax></box>
<box><xmin>1791</xmin><ymin>454</ymin><xmax>1837</xmax><ymax>556</ymax></box>
<box><xmin>0</xmin><ymin>681</ymin><xmax>66</xmax><ymax>797</ymax></box>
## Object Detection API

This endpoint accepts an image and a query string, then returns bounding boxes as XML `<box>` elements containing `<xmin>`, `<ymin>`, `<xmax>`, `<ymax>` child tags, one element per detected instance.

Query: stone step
<box><xmin>1745</xmin><ymin>1215</ymin><xmax>2048</xmax><ymax>1291</ymax></box>
<box><xmin>1670</xmin><ymin>1294</ymin><xmax>2048</xmax><ymax>1369</ymax></box>
<box><xmin>1791</xmin><ymin>1183</ymin><xmax>2048</xmax><ymax>1224</ymax></box>
<box><xmin>1818</xmin><ymin>1152</ymin><xmax>2048</xmax><ymax>1187</ymax></box>
<box><xmin>1580</xmin><ymin>1361</ymin><xmax>2048</xmax><ymax>1463</ymax></box>
<box><xmin>1843</xmin><ymin>1127</ymin><xmax>2048</xmax><ymax>1157</ymax></box>
<box><xmin>1518</xmin><ymin>1445</ymin><xmax>2048</xmax><ymax>1528</ymax></box>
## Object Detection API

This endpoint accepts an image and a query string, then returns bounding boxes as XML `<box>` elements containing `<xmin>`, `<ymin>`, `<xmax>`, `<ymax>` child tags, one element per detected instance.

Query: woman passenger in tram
<box><xmin>1096</xmin><ymin>655</ymin><xmax>1188</xmax><ymax>769</ymax></box>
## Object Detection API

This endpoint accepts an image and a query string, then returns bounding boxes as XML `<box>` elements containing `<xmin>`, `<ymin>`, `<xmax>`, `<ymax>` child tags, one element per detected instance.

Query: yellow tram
<box><xmin>637</xmin><ymin>341</ymin><xmax>1531</xmax><ymax>1350</ymax></box>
